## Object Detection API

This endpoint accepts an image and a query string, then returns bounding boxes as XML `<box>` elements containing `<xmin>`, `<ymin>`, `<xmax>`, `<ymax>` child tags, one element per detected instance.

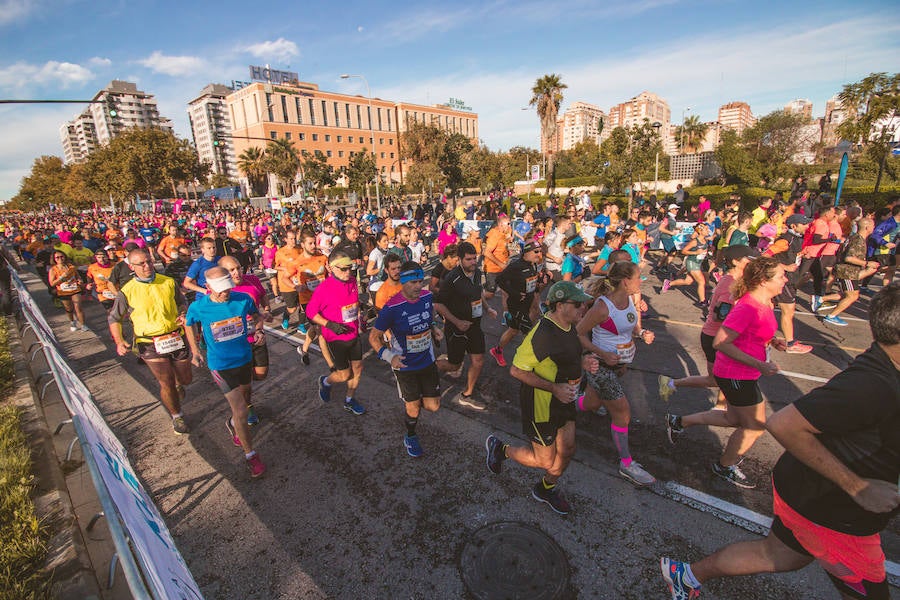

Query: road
<box><xmin>23</xmin><ymin>268</ymin><xmax>896</xmax><ymax>599</ymax></box>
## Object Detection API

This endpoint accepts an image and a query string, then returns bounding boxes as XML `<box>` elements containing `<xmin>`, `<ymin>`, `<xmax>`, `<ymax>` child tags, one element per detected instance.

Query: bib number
<box><xmin>341</xmin><ymin>303</ymin><xmax>359</xmax><ymax>323</ymax></box>
<box><xmin>210</xmin><ymin>316</ymin><xmax>245</xmax><ymax>342</ymax></box>
<box><xmin>59</xmin><ymin>281</ymin><xmax>79</xmax><ymax>292</ymax></box>
<box><xmin>406</xmin><ymin>330</ymin><xmax>431</xmax><ymax>354</ymax></box>
<box><xmin>525</xmin><ymin>275</ymin><xmax>537</xmax><ymax>294</ymax></box>
<box><xmin>616</xmin><ymin>341</ymin><xmax>636</xmax><ymax>364</ymax></box>
<box><xmin>101</xmin><ymin>290</ymin><xmax>117</xmax><ymax>300</ymax></box>
<box><xmin>305</xmin><ymin>277</ymin><xmax>322</xmax><ymax>291</ymax></box>
<box><xmin>153</xmin><ymin>332</ymin><xmax>185</xmax><ymax>354</ymax></box>
<box><xmin>471</xmin><ymin>299</ymin><xmax>483</xmax><ymax>318</ymax></box>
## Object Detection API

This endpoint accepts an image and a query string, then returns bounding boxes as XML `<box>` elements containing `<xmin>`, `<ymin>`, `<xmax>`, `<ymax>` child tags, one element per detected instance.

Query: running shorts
<box><xmin>584</xmin><ymin>364</ymin><xmax>626</xmax><ymax>402</ymax></box>
<box><xmin>520</xmin><ymin>395</ymin><xmax>576</xmax><ymax>446</ymax></box>
<box><xmin>326</xmin><ymin>337</ymin><xmax>362</xmax><ymax>371</ymax></box>
<box><xmin>700</xmin><ymin>332</ymin><xmax>717</xmax><ymax>364</ymax></box>
<box><xmin>280</xmin><ymin>290</ymin><xmax>299</xmax><ymax>309</ymax></box>
<box><xmin>505</xmin><ymin>310</ymin><xmax>534</xmax><ymax>334</ymax></box>
<box><xmin>393</xmin><ymin>363</ymin><xmax>440</xmax><ymax>402</ymax></box>
<box><xmin>836</xmin><ymin>278</ymin><xmax>858</xmax><ymax>293</ymax></box>
<box><xmin>774</xmin><ymin>279</ymin><xmax>797</xmax><ymax>305</ymax></box>
<box><xmin>713</xmin><ymin>376</ymin><xmax>763</xmax><ymax>407</ymax></box>
<box><xmin>484</xmin><ymin>271</ymin><xmax>499</xmax><ymax>293</ymax></box>
<box><xmin>446</xmin><ymin>323</ymin><xmax>486</xmax><ymax>364</ymax></box>
<box><xmin>211</xmin><ymin>362</ymin><xmax>252</xmax><ymax>394</ymax></box>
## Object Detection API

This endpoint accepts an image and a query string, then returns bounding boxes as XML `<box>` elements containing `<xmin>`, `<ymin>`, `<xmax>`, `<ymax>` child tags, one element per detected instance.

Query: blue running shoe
<box><xmin>298</xmin><ymin>322</ymin><xmax>309</xmax><ymax>335</ymax></box>
<box><xmin>343</xmin><ymin>398</ymin><xmax>365</xmax><ymax>415</ymax></box>
<box><xmin>485</xmin><ymin>434</ymin><xmax>506</xmax><ymax>474</ymax></box>
<box><xmin>281</xmin><ymin>316</ymin><xmax>290</xmax><ymax>330</ymax></box>
<box><xmin>810</xmin><ymin>295</ymin><xmax>822</xmax><ymax>313</ymax></box>
<box><xmin>660</xmin><ymin>557</ymin><xmax>700</xmax><ymax>599</ymax></box>
<box><xmin>404</xmin><ymin>434</ymin><xmax>423</xmax><ymax>457</ymax></box>
<box><xmin>246</xmin><ymin>405</ymin><xmax>259</xmax><ymax>426</ymax></box>
<box><xmin>824</xmin><ymin>314</ymin><xmax>848</xmax><ymax>326</ymax></box>
<box><xmin>318</xmin><ymin>375</ymin><xmax>331</xmax><ymax>402</ymax></box>
<box><xmin>501</xmin><ymin>311</ymin><xmax>512</xmax><ymax>326</ymax></box>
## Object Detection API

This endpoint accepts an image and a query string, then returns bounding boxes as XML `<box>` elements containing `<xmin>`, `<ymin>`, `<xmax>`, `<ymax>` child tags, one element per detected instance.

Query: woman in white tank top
<box><xmin>576</xmin><ymin>261</ymin><xmax>656</xmax><ymax>486</ymax></box>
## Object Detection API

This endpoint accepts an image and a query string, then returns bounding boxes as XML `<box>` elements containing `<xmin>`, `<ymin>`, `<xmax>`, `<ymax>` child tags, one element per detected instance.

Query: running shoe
<box><xmin>343</xmin><ymin>398</ymin><xmax>365</xmax><ymax>415</ymax></box>
<box><xmin>785</xmin><ymin>341</ymin><xmax>813</xmax><ymax>354</ymax></box>
<box><xmin>658</xmin><ymin>375</ymin><xmax>675</xmax><ymax>402</ymax></box>
<box><xmin>661</xmin><ymin>279</ymin><xmax>672</xmax><ymax>293</ymax></box>
<box><xmin>712</xmin><ymin>271</ymin><xmax>722</xmax><ymax>283</ymax></box>
<box><xmin>619</xmin><ymin>461</ymin><xmax>656</xmax><ymax>486</ymax></box>
<box><xmin>454</xmin><ymin>392</ymin><xmax>486</xmax><ymax>410</ymax></box>
<box><xmin>172</xmin><ymin>416</ymin><xmax>190</xmax><ymax>435</ymax></box>
<box><xmin>501</xmin><ymin>311</ymin><xmax>512</xmax><ymax>326</ymax></box>
<box><xmin>819</xmin><ymin>301</ymin><xmax>837</xmax><ymax>312</ymax></box>
<box><xmin>489</xmin><ymin>346</ymin><xmax>507</xmax><ymax>367</ymax></box>
<box><xmin>225</xmin><ymin>418</ymin><xmax>242</xmax><ymax>447</ymax></box>
<box><xmin>70</xmin><ymin>321</ymin><xmax>78</xmax><ymax>332</ymax></box>
<box><xmin>297</xmin><ymin>347</ymin><xmax>310</xmax><ymax>365</ymax></box>
<box><xmin>318</xmin><ymin>375</ymin><xmax>331</xmax><ymax>402</ymax></box>
<box><xmin>823</xmin><ymin>314</ymin><xmax>847</xmax><ymax>326</ymax></box>
<box><xmin>81</xmin><ymin>323</ymin><xmax>90</xmax><ymax>332</ymax></box>
<box><xmin>246</xmin><ymin>453</ymin><xmax>267</xmax><ymax>478</ymax></box>
<box><xmin>298</xmin><ymin>322</ymin><xmax>309</xmax><ymax>335</ymax></box>
<box><xmin>531</xmin><ymin>481</ymin><xmax>571</xmax><ymax>515</ymax></box>
<box><xmin>246</xmin><ymin>406</ymin><xmax>259</xmax><ymax>426</ymax></box>
<box><xmin>660</xmin><ymin>557</ymin><xmax>701</xmax><ymax>599</ymax></box>
<box><xmin>665</xmin><ymin>413</ymin><xmax>684</xmax><ymax>444</ymax></box>
<box><xmin>810</xmin><ymin>295</ymin><xmax>822</xmax><ymax>313</ymax></box>
<box><xmin>281</xmin><ymin>316</ymin><xmax>290</xmax><ymax>330</ymax></box>
<box><xmin>711</xmin><ymin>461</ymin><xmax>755</xmax><ymax>488</ymax></box>
<box><xmin>485</xmin><ymin>434</ymin><xmax>505</xmax><ymax>474</ymax></box>
<box><xmin>404</xmin><ymin>434</ymin><xmax>423</xmax><ymax>457</ymax></box>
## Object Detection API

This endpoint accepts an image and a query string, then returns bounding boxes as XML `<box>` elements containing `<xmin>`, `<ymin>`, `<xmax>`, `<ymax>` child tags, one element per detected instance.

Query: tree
<box><xmin>346</xmin><ymin>148</ymin><xmax>377</xmax><ymax>197</ymax></box>
<box><xmin>237</xmin><ymin>146</ymin><xmax>268</xmax><ymax>197</ymax></box>
<box><xmin>399</xmin><ymin>122</ymin><xmax>473</xmax><ymax>195</ymax></box>
<box><xmin>461</xmin><ymin>145</ymin><xmax>503</xmax><ymax>193</ymax></box>
<box><xmin>11</xmin><ymin>156</ymin><xmax>68</xmax><ymax>210</ymax></box>
<box><xmin>209</xmin><ymin>173</ymin><xmax>235</xmax><ymax>188</ymax></box>
<box><xmin>714</xmin><ymin>129</ymin><xmax>762</xmax><ymax>186</ymax></box>
<box><xmin>555</xmin><ymin>140</ymin><xmax>602</xmax><ymax>179</ymax></box>
<box><xmin>742</xmin><ymin>110</ymin><xmax>807</xmax><ymax>185</ymax></box>
<box><xmin>529</xmin><ymin>73</ymin><xmax>567</xmax><ymax>193</ymax></box>
<box><xmin>301</xmin><ymin>153</ymin><xmax>336</xmax><ymax>199</ymax></box>
<box><xmin>264</xmin><ymin>138</ymin><xmax>300</xmax><ymax>196</ymax></box>
<box><xmin>675</xmin><ymin>115</ymin><xmax>710</xmax><ymax>153</ymax></box>
<box><xmin>404</xmin><ymin>161</ymin><xmax>446</xmax><ymax>198</ymax></box>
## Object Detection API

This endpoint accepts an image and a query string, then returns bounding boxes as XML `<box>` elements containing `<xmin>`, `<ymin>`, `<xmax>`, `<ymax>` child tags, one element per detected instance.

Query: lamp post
<box><xmin>680</xmin><ymin>107</ymin><xmax>691</xmax><ymax>154</ymax></box>
<box><xmin>652</xmin><ymin>121</ymin><xmax>662</xmax><ymax>196</ymax></box>
<box><xmin>341</xmin><ymin>74</ymin><xmax>381</xmax><ymax>212</ymax></box>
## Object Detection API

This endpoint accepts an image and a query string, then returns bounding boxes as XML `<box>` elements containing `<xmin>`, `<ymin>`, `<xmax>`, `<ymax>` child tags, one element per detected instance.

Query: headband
<box><xmin>566</xmin><ymin>236</ymin><xmax>584</xmax><ymax>248</ymax></box>
<box><xmin>399</xmin><ymin>268</ymin><xmax>425</xmax><ymax>284</ymax></box>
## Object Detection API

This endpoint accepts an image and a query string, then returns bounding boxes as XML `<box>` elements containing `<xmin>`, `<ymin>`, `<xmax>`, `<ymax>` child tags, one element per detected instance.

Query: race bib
<box><xmin>525</xmin><ymin>275</ymin><xmax>537</xmax><ymax>294</ymax></box>
<box><xmin>696</xmin><ymin>252</ymin><xmax>707</xmax><ymax>261</ymax></box>
<box><xmin>153</xmin><ymin>332</ymin><xmax>185</xmax><ymax>354</ymax></box>
<box><xmin>305</xmin><ymin>277</ymin><xmax>322</xmax><ymax>291</ymax></box>
<box><xmin>291</xmin><ymin>276</ymin><xmax>300</xmax><ymax>285</ymax></box>
<box><xmin>406</xmin><ymin>330</ymin><xmax>431</xmax><ymax>354</ymax></box>
<box><xmin>59</xmin><ymin>281</ymin><xmax>80</xmax><ymax>292</ymax></box>
<box><xmin>616</xmin><ymin>341</ymin><xmax>636</xmax><ymax>364</ymax></box>
<box><xmin>341</xmin><ymin>303</ymin><xmax>359</xmax><ymax>323</ymax></box>
<box><xmin>210</xmin><ymin>316</ymin><xmax>245</xmax><ymax>343</ymax></box>
<box><xmin>101</xmin><ymin>290</ymin><xmax>117</xmax><ymax>300</ymax></box>
<box><xmin>471</xmin><ymin>299</ymin><xmax>483</xmax><ymax>318</ymax></box>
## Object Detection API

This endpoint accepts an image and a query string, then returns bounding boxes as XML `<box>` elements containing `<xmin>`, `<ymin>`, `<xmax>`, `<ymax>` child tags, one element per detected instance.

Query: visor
<box><xmin>329</xmin><ymin>255</ymin><xmax>354</xmax><ymax>269</ymax></box>
<box><xmin>207</xmin><ymin>275</ymin><xmax>235</xmax><ymax>293</ymax></box>
<box><xmin>566</xmin><ymin>236</ymin><xmax>584</xmax><ymax>248</ymax></box>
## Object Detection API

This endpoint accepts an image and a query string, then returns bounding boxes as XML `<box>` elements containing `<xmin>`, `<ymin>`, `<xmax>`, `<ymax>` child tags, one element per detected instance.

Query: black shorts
<box><xmin>774</xmin><ymin>279</ymin><xmax>797</xmax><ymax>305</ymax></box>
<box><xmin>280</xmin><ymin>290</ymin><xmax>299</xmax><ymax>309</ymax></box>
<box><xmin>100</xmin><ymin>299</ymin><xmax>114</xmax><ymax>311</ymax></box>
<box><xmin>836</xmin><ymin>278</ymin><xmax>858</xmax><ymax>293</ymax></box>
<box><xmin>393</xmin><ymin>363</ymin><xmax>440</xmax><ymax>402</ymax></box>
<box><xmin>714</xmin><ymin>376</ymin><xmax>763</xmax><ymax>407</ymax></box>
<box><xmin>326</xmin><ymin>337</ymin><xmax>362</xmax><ymax>371</ymax></box>
<box><xmin>700</xmin><ymin>332</ymin><xmax>717</xmax><ymax>364</ymax></box>
<box><xmin>521</xmin><ymin>395</ymin><xmax>576</xmax><ymax>446</ymax></box>
<box><xmin>505</xmin><ymin>309</ymin><xmax>533</xmax><ymax>334</ymax></box>
<box><xmin>135</xmin><ymin>333</ymin><xmax>191</xmax><ymax>362</ymax></box>
<box><xmin>661</xmin><ymin>237</ymin><xmax>676</xmax><ymax>254</ymax></box>
<box><xmin>252</xmin><ymin>342</ymin><xmax>269</xmax><ymax>368</ymax></box>
<box><xmin>484</xmin><ymin>272</ymin><xmax>500</xmax><ymax>292</ymax></box>
<box><xmin>446</xmin><ymin>323</ymin><xmax>486</xmax><ymax>364</ymax></box>
<box><xmin>874</xmin><ymin>254</ymin><xmax>896</xmax><ymax>267</ymax></box>
<box><xmin>211</xmin><ymin>362</ymin><xmax>252</xmax><ymax>394</ymax></box>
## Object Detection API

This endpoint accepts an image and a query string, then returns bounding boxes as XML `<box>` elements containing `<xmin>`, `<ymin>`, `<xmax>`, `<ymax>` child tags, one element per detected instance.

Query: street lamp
<box><xmin>341</xmin><ymin>74</ymin><xmax>381</xmax><ymax>212</ymax></box>
<box><xmin>652</xmin><ymin>121</ymin><xmax>662</xmax><ymax>196</ymax></box>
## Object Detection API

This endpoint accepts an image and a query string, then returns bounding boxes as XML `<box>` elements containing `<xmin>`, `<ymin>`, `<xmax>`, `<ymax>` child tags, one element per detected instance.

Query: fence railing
<box><xmin>10</xmin><ymin>269</ymin><xmax>203</xmax><ymax>600</ymax></box>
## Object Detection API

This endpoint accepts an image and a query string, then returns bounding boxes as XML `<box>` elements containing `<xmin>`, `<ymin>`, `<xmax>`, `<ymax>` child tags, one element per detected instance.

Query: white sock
<box><xmin>345</xmin><ymin>396</ymin><xmax>353</xmax><ymax>403</ymax></box>
<box><xmin>668</xmin><ymin>379</ymin><xmax>676</xmax><ymax>390</ymax></box>
<box><xmin>172</xmin><ymin>412</ymin><xmax>183</xmax><ymax>419</ymax></box>
<box><xmin>683</xmin><ymin>564</ymin><xmax>701</xmax><ymax>588</ymax></box>
<box><xmin>245</xmin><ymin>450</ymin><xmax>256</xmax><ymax>459</ymax></box>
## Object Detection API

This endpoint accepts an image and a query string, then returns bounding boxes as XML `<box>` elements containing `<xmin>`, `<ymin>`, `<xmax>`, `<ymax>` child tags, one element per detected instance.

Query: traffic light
<box><xmin>212</xmin><ymin>137</ymin><xmax>220</xmax><ymax>147</ymax></box>
<box><xmin>106</xmin><ymin>96</ymin><xmax>118</xmax><ymax>119</ymax></box>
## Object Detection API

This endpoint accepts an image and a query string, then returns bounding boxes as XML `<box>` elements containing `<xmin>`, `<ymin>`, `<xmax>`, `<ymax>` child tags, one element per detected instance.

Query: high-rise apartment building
<box><xmin>824</xmin><ymin>95</ymin><xmax>847</xmax><ymax>125</ymax></box>
<box><xmin>558</xmin><ymin>101</ymin><xmax>607</xmax><ymax>150</ymax></box>
<box><xmin>60</xmin><ymin>80</ymin><xmax>173</xmax><ymax>164</ymax></box>
<box><xmin>188</xmin><ymin>84</ymin><xmax>238</xmax><ymax>179</ymax></box>
<box><xmin>784</xmin><ymin>98</ymin><xmax>813</xmax><ymax>122</ymax></box>
<box><xmin>717</xmin><ymin>101</ymin><xmax>756</xmax><ymax>136</ymax></box>
<box><xmin>608</xmin><ymin>91</ymin><xmax>673</xmax><ymax>152</ymax></box>
<box><xmin>226</xmin><ymin>81</ymin><xmax>477</xmax><ymax>186</ymax></box>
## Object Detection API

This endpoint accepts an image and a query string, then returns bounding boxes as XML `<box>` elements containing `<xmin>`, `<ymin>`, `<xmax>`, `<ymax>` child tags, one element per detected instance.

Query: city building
<box><xmin>784</xmin><ymin>98</ymin><xmax>813</xmax><ymax>122</ymax></box>
<box><xmin>558</xmin><ymin>101</ymin><xmax>607</xmax><ymax>150</ymax></box>
<box><xmin>608</xmin><ymin>91</ymin><xmax>673</xmax><ymax>152</ymax></box>
<box><xmin>226</xmin><ymin>80</ymin><xmax>478</xmax><ymax>190</ymax></box>
<box><xmin>60</xmin><ymin>80</ymin><xmax>173</xmax><ymax>164</ymax></box>
<box><xmin>188</xmin><ymin>84</ymin><xmax>238</xmax><ymax>180</ymax></box>
<box><xmin>717</xmin><ymin>101</ymin><xmax>756</xmax><ymax>136</ymax></box>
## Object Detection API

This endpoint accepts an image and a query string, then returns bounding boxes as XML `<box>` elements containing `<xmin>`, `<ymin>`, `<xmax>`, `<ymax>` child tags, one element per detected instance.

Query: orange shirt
<box><xmin>87</xmin><ymin>263</ymin><xmax>116</xmax><ymax>300</ymax></box>
<box><xmin>484</xmin><ymin>227</ymin><xmax>509</xmax><ymax>273</ymax></box>
<box><xmin>229</xmin><ymin>229</ymin><xmax>249</xmax><ymax>244</ymax></box>
<box><xmin>274</xmin><ymin>245</ymin><xmax>303</xmax><ymax>291</ymax></box>
<box><xmin>296</xmin><ymin>253</ymin><xmax>328</xmax><ymax>304</ymax></box>
<box><xmin>157</xmin><ymin>235</ymin><xmax>186</xmax><ymax>261</ymax></box>
<box><xmin>49</xmin><ymin>265</ymin><xmax>81</xmax><ymax>296</ymax></box>
<box><xmin>375</xmin><ymin>278</ymin><xmax>403</xmax><ymax>309</ymax></box>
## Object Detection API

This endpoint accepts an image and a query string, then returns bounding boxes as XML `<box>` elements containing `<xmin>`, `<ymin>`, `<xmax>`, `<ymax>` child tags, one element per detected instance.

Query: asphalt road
<box><xmin>23</xmin><ymin>266</ymin><xmax>897</xmax><ymax>599</ymax></box>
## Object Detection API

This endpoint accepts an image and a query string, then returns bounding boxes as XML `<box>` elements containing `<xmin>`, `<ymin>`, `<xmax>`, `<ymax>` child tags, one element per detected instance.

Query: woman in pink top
<box><xmin>658</xmin><ymin>245</ymin><xmax>757</xmax><ymax>409</ymax></box>
<box><xmin>437</xmin><ymin>220</ymin><xmax>459</xmax><ymax>255</ymax></box>
<box><xmin>663</xmin><ymin>256</ymin><xmax>789</xmax><ymax>489</ymax></box>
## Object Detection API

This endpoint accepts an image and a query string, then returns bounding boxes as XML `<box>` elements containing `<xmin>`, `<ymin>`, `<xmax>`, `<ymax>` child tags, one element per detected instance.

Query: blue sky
<box><xmin>1</xmin><ymin>0</ymin><xmax>898</xmax><ymax>201</ymax></box>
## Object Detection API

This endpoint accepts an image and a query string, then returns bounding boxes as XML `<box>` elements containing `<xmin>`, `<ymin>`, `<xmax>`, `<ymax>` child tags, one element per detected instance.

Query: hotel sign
<box><xmin>446</xmin><ymin>97</ymin><xmax>472</xmax><ymax>112</ymax></box>
<box><xmin>249</xmin><ymin>65</ymin><xmax>299</xmax><ymax>84</ymax></box>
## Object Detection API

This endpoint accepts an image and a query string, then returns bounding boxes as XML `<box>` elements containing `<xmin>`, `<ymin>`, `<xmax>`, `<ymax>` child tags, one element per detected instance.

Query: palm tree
<box><xmin>264</xmin><ymin>138</ymin><xmax>301</xmax><ymax>196</ymax></box>
<box><xmin>529</xmin><ymin>74</ymin><xmax>567</xmax><ymax>193</ymax></box>
<box><xmin>237</xmin><ymin>146</ymin><xmax>267</xmax><ymax>196</ymax></box>
<box><xmin>675</xmin><ymin>115</ymin><xmax>710</xmax><ymax>153</ymax></box>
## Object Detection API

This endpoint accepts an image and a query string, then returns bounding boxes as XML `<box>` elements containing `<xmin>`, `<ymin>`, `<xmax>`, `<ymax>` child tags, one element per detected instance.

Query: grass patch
<box><xmin>0</xmin><ymin>316</ymin><xmax>52</xmax><ymax>599</ymax></box>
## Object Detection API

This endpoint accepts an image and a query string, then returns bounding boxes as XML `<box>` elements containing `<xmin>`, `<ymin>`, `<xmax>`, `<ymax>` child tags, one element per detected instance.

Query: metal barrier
<box><xmin>10</xmin><ymin>269</ymin><xmax>203</xmax><ymax>600</ymax></box>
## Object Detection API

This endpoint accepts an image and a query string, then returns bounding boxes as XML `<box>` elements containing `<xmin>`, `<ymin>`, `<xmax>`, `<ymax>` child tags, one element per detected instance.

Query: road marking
<box><xmin>776</xmin><ymin>307</ymin><xmax>867</xmax><ymax>323</ymax></box>
<box><xmin>776</xmin><ymin>370</ymin><xmax>829</xmax><ymax>383</ymax></box>
<box><xmin>659</xmin><ymin>481</ymin><xmax>900</xmax><ymax>587</ymax></box>
<box><xmin>658</xmin><ymin>318</ymin><xmax>866</xmax><ymax>353</ymax></box>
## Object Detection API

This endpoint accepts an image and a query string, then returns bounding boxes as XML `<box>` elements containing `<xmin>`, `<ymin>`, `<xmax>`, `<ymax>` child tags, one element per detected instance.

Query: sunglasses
<box><xmin>333</xmin><ymin>265</ymin><xmax>353</xmax><ymax>272</ymax></box>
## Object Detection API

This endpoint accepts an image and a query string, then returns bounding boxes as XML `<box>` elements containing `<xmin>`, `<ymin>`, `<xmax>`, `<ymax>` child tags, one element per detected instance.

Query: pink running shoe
<box><xmin>247</xmin><ymin>453</ymin><xmax>267</xmax><ymax>478</ymax></box>
<box><xmin>489</xmin><ymin>346</ymin><xmax>507</xmax><ymax>367</ymax></box>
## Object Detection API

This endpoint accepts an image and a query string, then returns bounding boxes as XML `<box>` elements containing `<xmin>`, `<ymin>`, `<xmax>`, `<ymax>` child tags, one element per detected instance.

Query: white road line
<box><xmin>776</xmin><ymin>370</ymin><xmax>829</xmax><ymax>384</ymax></box>
<box><xmin>660</xmin><ymin>481</ymin><xmax>900</xmax><ymax>587</ymax></box>
<box><xmin>775</xmin><ymin>307</ymin><xmax>867</xmax><ymax>323</ymax></box>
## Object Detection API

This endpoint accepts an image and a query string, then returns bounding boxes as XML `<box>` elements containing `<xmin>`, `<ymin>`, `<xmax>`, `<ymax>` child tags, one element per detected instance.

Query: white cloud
<box><xmin>0</xmin><ymin>0</ymin><xmax>38</xmax><ymax>26</ymax></box>
<box><xmin>0</xmin><ymin>60</ymin><xmax>93</xmax><ymax>91</ymax></box>
<box><xmin>243</xmin><ymin>38</ymin><xmax>299</xmax><ymax>64</ymax></box>
<box><xmin>88</xmin><ymin>56</ymin><xmax>112</xmax><ymax>67</ymax></box>
<box><xmin>138</xmin><ymin>51</ymin><xmax>205</xmax><ymax>77</ymax></box>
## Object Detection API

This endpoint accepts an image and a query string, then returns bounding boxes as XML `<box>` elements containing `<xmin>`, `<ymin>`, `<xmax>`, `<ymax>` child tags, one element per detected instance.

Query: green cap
<box><xmin>547</xmin><ymin>280</ymin><xmax>592</xmax><ymax>304</ymax></box>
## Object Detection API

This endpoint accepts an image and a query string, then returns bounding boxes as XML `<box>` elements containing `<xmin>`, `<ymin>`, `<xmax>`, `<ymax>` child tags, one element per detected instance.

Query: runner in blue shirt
<box><xmin>369</xmin><ymin>261</ymin><xmax>443</xmax><ymax>458</ymax></box>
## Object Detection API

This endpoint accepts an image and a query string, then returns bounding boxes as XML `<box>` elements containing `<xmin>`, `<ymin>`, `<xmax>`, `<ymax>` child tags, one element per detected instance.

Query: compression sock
<box><xmin>405</xmin><ymin>416</ymin><xmax>418</xmax><ymax>437</ymax></box>
<box><xmin>611</xmin><ymin>423</ymin><xmax>632</xmax><ymax>465</ymax></box>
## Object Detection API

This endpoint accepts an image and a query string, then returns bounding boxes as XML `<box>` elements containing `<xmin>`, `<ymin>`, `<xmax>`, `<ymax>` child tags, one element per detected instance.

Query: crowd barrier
<box><xmin>10</xmin><ymin>269</ymin><xmax>203</xmax><ymax>600</ymax></box>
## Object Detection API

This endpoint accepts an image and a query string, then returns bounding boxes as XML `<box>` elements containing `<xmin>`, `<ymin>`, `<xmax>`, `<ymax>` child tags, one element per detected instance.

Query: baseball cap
<box><xmin>547</xmin><ymin>281</ymin><xmax>593</xmax><ymax>304</ymax></box>
<box><xmin>721</xmin><ymin>245</ymin><xmax>759</xmax><ymax>263</ymax></box>
<box><xmin>785</xmin><ymin>214</ymin><xmax>812</xmax><ymax>226</ymax></box>
<box><xmin>522</xmin><ymin>241</ymin><xmax>542</xmax><ymax>254</ymax></box>
<box><xmin>668</xmin><ymin>204</ymin><xmax>680</xmax><ymax>211</ymax></box>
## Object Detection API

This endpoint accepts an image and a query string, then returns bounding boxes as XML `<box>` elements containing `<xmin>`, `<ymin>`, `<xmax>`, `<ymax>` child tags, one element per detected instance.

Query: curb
<box><xmin>7</xmin><ymin>318</ymin><xmax>102</xmax><ymax>599</ymax></box>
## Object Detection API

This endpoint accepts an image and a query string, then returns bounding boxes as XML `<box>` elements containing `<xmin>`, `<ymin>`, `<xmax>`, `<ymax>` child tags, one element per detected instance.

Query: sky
<box><xmin>1</xmin><ymin>0</ymin><xmax>899</xmax><ymax>201</ymax></box>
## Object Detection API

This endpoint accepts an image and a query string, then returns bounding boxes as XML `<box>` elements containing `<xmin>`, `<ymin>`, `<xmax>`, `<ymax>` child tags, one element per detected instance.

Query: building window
<box><xmin>333</xmin><ymin>102</ymin><xmax>340</xmax><ymax>127</ymax></box>
<box><xmin>269</xmin><ymin>131</ymin><xmax>277</xmax><ymax>139</ymax></box>
<box><xmin>338</xmin><ymin>151</ymin><xmax>344</xmax><ymax>157</ymax></box>
<box><xmin>315</xmin><ymin>150</ymin><xmax>323</xmax><ymax>158</ymax></box>
<box><xmin>312</xmin><ymin>133</ymin><xmax>318</xmax><ymax>141</ymax></box>
<box><xmin>377</xmin><ymin>108</ymin><xmax>382</xmax><ymax>131</ymax></box>
<box><xmin>380</xmin><ymin>152</ymin><xmax>385</xmax><ymax>158</ymax></box>
<box><xmin>281</xmin><ymin>95</ymin><xmax>288</xmax><ymax>123</ymax></box>
<box><xmin>356</xmin><ymin>105</ymin><xmax>362</xmax><ymax>129</ymax></box>
<box><xmin>265</xmin><ymin>93</ymin><xmax>273</xmax><ymax>121</ymax></box>
<box><xmin>321</xmin><ymin>100</ymin><xmax>328</xmax><ymax>126</ymax></box>
<box><xmin>390</xmin><ymin>152</ymin><xmax>394</xmax><ymax>158</ymax></box>
<box><xmin>387</xmin><ymin>110</ymin><xmax>392</xmax><ymax>131</ymax></box>
<box><xmin>388</xmin><ymin>139</ymin><xmax>393</xmax><ymax>145</ymax></box>
<box><xmin>295</xmin><ymin>98</ymin><xmax>303</xmax><ymax>124</ymax></box>
<box><xmin>285</xmin><ymin>132</ymin><xmax>292</xmax><ymax>140</ymax></box>
<box><xmin>326</xmin><ymin>150</ymin><xmax>332</xmax><ymax>157</ymax></box>
<box><xmin>345</xmin><ymin>103</ymin><xmax>351</xmax><ymax>128</ymax></box>
<box><xmin>379</xmin><ymin>138</ymin><xmax>384</xmax><ymax>145</ymax></box>
<box><xmin>325</xmin><ymin>134</ymin><xmax>330</xmax><ymax>142</ymax></box>
<box><xmin>308</xmin><ymin>99</ymin><xmax>316</xmax><ymax>125</ymax></box>
<box><xmin>348</xmin><ymin>136</ymin><xmax>354</xmax><ymax>143</ymax></box>
<box><xmin>349</xmin><ymin>151</ymin><xmax>355</xmax><ymax>157</ymax></box>
<box><xmin>299</xmin><ymin>133</ymin><xmax>305</xmax><ymax>141</ymax></box>
<box><xmin>337</xmin><ymin>135</ymin><xmax>342</xmax><ymax>142</ymax></box>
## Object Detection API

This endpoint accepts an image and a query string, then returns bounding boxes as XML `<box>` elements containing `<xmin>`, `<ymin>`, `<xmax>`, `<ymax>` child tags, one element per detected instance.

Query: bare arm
<box><xmin>712</xmin><ymin>326</ymin><xmax>778</xmax><ymax>376</ymax></box>
<box><xmin>575</xmin><ymin>301</ymin><xmax>619</xmax><ymax>366</ymax></box>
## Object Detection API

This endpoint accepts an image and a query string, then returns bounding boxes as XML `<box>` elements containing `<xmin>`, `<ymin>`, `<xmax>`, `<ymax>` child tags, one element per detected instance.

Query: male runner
<box><xmin>428</xmin><ymin>243</ymin><xmax>459</xmax><ymax>294</ymax></box>
<box><xmin>374</xmin><ymin>253</ymin><xmax>403</xmax><ymax>310</ymax></box>
<box><xmin>183</xmin><ymin>237</ymin><xmax>220</xmax><ymax>297</ymax></box>
<box><xmin>489</xmin><ymin>241</ymin><xmax>545</xmax><ymax>367</ymax></box>
<box><xmin>485</xmin><ymin>281</ymin><xmax>599</xmax><ymax>514</ymax></box>
<box><xmin>108</xmin><ymin>248</ymin><xmax>193</xmax><ymax>434</ymax></box>
<box><xmin>184</xmin><ymin>267</ymin><xmax>267</xmax><ymax>478</ymax></box>
<box><xmin>273</xmin><ymin>229</ymin><xmax>303</xmax><ymax>330</ymax></box>
<box><xmin>483</xmin><ymin>216</ymin><xmax>512</xmax><ymax>299</ymax></box>
<box><xmin>369</xmin><ymin>262</ymin><xmax>442</xmax><ymax>457</ymax></box>
<box><xmin>295</xmin><ymin>230</ymin><xmax>330</xmax><ymax>365</ymax></box>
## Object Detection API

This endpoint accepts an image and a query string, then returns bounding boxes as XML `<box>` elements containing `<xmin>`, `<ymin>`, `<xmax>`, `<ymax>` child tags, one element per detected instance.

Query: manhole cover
<box><xmin>459</xmin><ymin>521</ymin><xmax>571</xmax><ymax>600</ymax></box>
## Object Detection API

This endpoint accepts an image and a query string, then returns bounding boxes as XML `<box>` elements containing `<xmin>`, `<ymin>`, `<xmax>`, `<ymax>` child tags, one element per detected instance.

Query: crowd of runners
<box><xmin>1</xmin><ymin>186</ymin><xmax>897</xmax><ymax>600</ymax></box>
